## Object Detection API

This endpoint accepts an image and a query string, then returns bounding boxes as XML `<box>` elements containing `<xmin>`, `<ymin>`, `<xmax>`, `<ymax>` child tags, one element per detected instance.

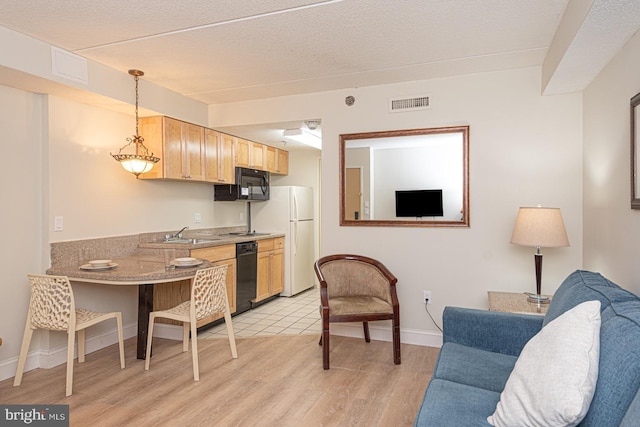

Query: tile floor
<box><xmin>199</xmin><ymin>287</ymin><xmax>321</xmax><ymax>339</ymax></box>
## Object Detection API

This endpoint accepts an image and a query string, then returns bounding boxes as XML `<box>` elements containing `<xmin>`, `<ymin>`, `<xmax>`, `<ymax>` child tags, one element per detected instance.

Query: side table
<box><xmin>487</xmin><ymin>291</ymin><xmax>551</xmax><ymax>316</ymax></box>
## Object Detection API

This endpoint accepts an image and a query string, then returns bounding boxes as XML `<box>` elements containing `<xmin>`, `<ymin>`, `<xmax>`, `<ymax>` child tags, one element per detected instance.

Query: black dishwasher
<box><xmin>236</xmin><ymin>241</ymin><xmax>258</xmax><ymax>315</ymax></box>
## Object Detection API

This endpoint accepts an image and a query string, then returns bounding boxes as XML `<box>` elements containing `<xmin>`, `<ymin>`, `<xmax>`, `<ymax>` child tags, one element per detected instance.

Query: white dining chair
<box><xmin>145</xmin><ymin>265</ymin><xmax>237</xmax><ymax>380</ymax></box>
<box><xmin>14</xmin><ymin>274</ymin><xmax>125</xmax><ymax>396</ymax></box>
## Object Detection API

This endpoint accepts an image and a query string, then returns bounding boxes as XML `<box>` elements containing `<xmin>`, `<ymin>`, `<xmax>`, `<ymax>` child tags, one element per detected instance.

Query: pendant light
<box><xmin>111</xmin><ymin>69</ymin><xmax>159</xmax><ymax>178</ymax></box>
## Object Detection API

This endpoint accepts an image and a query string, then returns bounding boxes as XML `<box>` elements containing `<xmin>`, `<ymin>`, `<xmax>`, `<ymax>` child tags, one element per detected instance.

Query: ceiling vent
<box><xmin>389</xmin><ymin>95</ymin><xmax>431</xmax><ymax>113</ymax></box>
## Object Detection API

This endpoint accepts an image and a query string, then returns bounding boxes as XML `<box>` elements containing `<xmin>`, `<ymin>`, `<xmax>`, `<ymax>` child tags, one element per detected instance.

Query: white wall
<box><xmin>0</xmin><ymin>85</ymin><xmax>45</xmax><ymax>372</ymax></box>
<box><xmin>210</xmin><ymin>66</ymin><xmax>584</xmax><ymax>345</ymax></box>
<box><xmin>583</xmin><ymin>29</ymin><xmax>640</xmax><ymax>295</ymax></box>
<box><xmin>0</xmin><ymin>87</ymin><xmax>246</xmax><ymax>380</ymax></box>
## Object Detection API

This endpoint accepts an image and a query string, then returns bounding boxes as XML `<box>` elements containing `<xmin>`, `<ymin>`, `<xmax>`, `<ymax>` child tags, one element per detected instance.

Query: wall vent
<box><xmin>389</xmin><ymin>95</ymin><xmax>431</xmax><ymax>113</ymax></box>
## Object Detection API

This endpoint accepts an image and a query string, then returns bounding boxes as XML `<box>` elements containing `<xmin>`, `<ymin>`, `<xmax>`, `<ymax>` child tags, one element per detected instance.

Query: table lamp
<box><xmin>510</xmin><ymin>205</ymin><xmax>569</xmax><ymax>304</ymax></box>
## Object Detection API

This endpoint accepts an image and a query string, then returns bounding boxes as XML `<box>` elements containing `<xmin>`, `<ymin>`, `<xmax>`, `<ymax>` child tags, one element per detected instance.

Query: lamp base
<box><xmin>526</xmin><ymin>293</ymin><xmax>551</xmax><ymax>304</ymax></box>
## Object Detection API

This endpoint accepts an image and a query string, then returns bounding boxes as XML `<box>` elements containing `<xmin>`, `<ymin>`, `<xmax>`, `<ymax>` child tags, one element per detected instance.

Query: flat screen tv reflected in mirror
<box><xmin>395</xmin><ymin>189</ymin><xmax>443</xmax><ymax>218</ymax></box>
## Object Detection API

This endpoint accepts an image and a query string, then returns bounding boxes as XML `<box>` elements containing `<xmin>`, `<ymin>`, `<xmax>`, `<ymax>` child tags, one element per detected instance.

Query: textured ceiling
<box><xmin>2</xmin><ymin>0</ymin><xmax>640</xmax><ymax>149</ymax></box>
<box><xmin>0</xmin><ymin>0</ymin><xmax>570</xmax><ymax>104</ymax></box>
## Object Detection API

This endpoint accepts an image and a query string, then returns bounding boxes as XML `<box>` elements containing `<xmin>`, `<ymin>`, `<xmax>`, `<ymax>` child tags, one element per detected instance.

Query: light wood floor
<box><xmin>1</xmin><ymin>334</ymin><xmax>439</xmax><ymax>426</ymax></box>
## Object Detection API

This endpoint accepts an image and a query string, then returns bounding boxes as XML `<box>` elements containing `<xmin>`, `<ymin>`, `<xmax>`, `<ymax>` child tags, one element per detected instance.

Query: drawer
<box><xmin>273</xmin><ymin>237</ymin><xmax>284</xmax><ymax>250</ymax></box>
<box><xmin>191</xmin><ymin>244</ymin><xmax>236</xmax><ymax>262</ymax></box>
<box><xmin>258</xmin><ymin>238</ymin><xmax>274</xmax><ymax>252</ymax></box>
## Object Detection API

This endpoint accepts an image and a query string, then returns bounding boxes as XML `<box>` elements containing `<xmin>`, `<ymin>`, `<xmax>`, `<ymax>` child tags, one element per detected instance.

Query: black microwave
<box><xmin>214</xmin><ymin>167</ymin><xmax>270</xmax><ymax>201</ymax></box>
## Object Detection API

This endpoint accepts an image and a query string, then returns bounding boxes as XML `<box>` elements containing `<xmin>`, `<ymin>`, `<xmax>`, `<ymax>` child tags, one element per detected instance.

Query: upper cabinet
<box><xmin>250</xmin><ymin>141</ymin><xmax>265</xmax><ymax>170</ymax></box>
<box><xmin>139</xmin><ymin>116</ymin><xmax>205</xmax><ymax>181</ymax></box>
<box><xmin>276</xmin><ymin>149</ymin><xmax>289</xmax><ymax>175</ymax></box>
<box><xmin>234</xmin><ymin>137</ymin><xmax>251</xmax><ymax>168</ymax></box>
<box><xmin>139</xmin><ymin>116</ymin><xmax>288</xmax><ymax>181</ymax></box>
<box><xmin>266</xmin><ymin>146</ymin><xmax>288</xmax><ymax>175</ymax></box>
<box><xmin>205</xmin><ymin>129</ymin><xmax>234</xmax><ymax>184</ymax></box>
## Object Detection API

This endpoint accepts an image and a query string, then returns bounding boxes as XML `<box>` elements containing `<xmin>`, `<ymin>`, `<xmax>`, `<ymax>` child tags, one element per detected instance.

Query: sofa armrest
<box><xmin>443</xmin><ymin>307</ymin><xmax>544</xmax><ymax>357</ymax></box>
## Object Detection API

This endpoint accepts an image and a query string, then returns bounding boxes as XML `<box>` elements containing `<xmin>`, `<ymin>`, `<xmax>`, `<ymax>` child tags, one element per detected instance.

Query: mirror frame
<box><xmin>632</xmin><ymin>92</ymin><xmax>640</xmax><ymax>209</ymax></box>
<box><xmin>339</xmin><ymin>125</ymin><xmax>470</xmax><ymax>228</ymax></box>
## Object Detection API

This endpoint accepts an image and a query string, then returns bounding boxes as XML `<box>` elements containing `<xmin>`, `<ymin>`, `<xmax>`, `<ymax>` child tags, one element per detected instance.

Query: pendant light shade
<box><xmin>111</xmin><ymin>70</ymin><xmax>159</xmax><ymax>178</ymax></box>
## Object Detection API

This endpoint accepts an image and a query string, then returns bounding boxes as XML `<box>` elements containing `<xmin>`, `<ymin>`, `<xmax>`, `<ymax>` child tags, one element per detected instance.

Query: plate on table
<box><xmin>171</xmin><ymin>259</ymin><xmax>203</xmax><ymax>268</ymax></box>
<box><xmin>80</xmin><ymin>262</ymin><xmax>118</xmax><ymax>271</ymax></box>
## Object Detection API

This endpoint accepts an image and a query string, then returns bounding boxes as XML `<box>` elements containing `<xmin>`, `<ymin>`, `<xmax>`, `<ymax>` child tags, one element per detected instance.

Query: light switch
<box><xmin>194</xmin><ymin>212</ymin><xmax>202</xmax><ymax>223</ymax></box>
<box><xmin>54</xmin><ymin>216</ymin><xmax>63</xmax><ymax>231</ymax></box>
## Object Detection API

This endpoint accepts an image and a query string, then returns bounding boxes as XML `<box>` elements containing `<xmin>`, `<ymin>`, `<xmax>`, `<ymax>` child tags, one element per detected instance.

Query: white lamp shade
<box><xmin>120</xmin><ymin>157</ymin><xmax>155</xmax><ymax>175</ymax></box>
<box><xmin>510</xmin><ymin>206</ymin><xmax>570</xmax><ymax>248</ymax></box>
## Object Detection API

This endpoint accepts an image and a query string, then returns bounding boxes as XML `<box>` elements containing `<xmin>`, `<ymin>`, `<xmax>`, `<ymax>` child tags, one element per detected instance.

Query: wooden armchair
<box><xmin>314</xmin><ymin>254</ymin><xmax>400</xmax><ymax>369</ymax></box>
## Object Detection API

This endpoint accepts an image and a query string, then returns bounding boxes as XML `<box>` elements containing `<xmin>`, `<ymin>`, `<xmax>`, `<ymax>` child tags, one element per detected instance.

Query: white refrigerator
<box><xmin>252</xmin><ymin>186</ymin><xmax>315</xmax><ymax>296</ymax></box>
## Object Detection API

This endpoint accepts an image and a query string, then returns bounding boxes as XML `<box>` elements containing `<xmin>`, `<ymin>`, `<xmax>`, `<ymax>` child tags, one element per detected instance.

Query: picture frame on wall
<box><xmin>631</xmin><ymin>91</ymin><xmax>640</xmax><ymax>209</ymax></box>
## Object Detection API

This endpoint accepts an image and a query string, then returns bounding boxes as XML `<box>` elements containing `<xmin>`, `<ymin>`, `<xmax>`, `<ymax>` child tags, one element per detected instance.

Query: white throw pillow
<box><xmin>487</xmin><ymin>300</ymin><xmax>601</xmax><ymax>427</ymax></box>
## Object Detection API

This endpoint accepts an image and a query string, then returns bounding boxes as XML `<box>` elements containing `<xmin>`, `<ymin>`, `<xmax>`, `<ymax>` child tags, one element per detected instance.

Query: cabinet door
<box><xmin>219</xmin><ymin>133</ymin><xmax>235</xmax><ymax>183</ymax></box>
<box><xmin>235</xmin><ymin>138</ymin><xmax>251</xmax><ymax>168</ymax></box>
<box><xmin>270</xmin><ymin>248</ymin><xmax>285</xmax><ymax>295</ymax></box>
<box><xmin>250</xmin><ymin>142</ymin><xmax>265</xmax><ymax>170</ymax></box>
<box><xmin>204</xmin><ymin>128</ymin><xmax>221</xmax><ymax>182</ymax></box>
<box><xmin>138</xmin><ymin>116</ymin><xmax>165</xmax><ymax>180</ymax></box>
<box><xmin>256</xmin><ymin>250</ymin><xmax>271</xmax><ymax>302</ymax></box>
<box><xmin>196</xmin><ymin>258</ymin><xmax>237</xmax><ymax>327</ymax></box>
<box><xmin>184</xmin><ymin>123</ymin><xmax>205</xmax><ymax>180</ymax></box>
<box><xmin>164</xmin><ymin>117</ymin><xmax>185</xmax><ymax>179</ymax></box>
<box><xmin>265</xmin><ymin>145</ymin><xmax>277</xmax><ymax>173</ymax></box>
<box><xmin>276</xmin><ymin>149</ymin><xmax>289</xmax><ymax>175</ymax></box>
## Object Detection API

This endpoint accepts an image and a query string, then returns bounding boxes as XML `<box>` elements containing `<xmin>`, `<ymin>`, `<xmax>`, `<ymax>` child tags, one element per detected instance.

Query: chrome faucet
<box><xmin>166</xmin><ymin>226</ymin><xmax>189</xmax><ymax>241</ymax></box>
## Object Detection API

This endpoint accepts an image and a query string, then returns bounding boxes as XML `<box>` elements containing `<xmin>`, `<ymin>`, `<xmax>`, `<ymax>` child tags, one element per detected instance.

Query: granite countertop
<box><xmin>46</xmin><ymin>253</ymin><xmax>212</xmax><ymax>285</ymax></box>
<box><xmin>47</xmin><ymin>229</ymin><xmax>284</xmax><ymax>284</ymax></box>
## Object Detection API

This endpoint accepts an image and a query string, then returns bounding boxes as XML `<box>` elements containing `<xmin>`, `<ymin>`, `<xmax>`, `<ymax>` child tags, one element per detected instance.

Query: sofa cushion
<box><xmin>414</xmin><ymin>379</ymin><xmax>498</xmax><ymax>427</ymax></box>
<box><xmin>434</xmin><ymin>342</ymin><xmax>518</xmax><ymax>393</ymax></box>
<box><xmin>544</xmin><ymin>270</ymin><xmax>637</xmax><ymax>327</ymax></box>
<box><xmin>488</xmin><ymin>300</ymin><xmax>601</xmax><ymax>427</ymax></box>
<box><xmin>581</xmin><ymin>300</ymin><xmax>640</xmax><ymax>426</ymax></box>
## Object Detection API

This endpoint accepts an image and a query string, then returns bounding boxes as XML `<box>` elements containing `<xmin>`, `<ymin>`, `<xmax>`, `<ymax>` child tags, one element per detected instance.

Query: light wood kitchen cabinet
<box><xmin>276</xmin><ymin>149</ymin><xmax>289</xmax><ymax>175</ymax></box>
<box><xmin>250</xmin><ymin>141</ymin><xmax>265</xmax><ymax>169</ymax></box>
<box><xmin>139</xmin><ymin>116</ymin><xmax>205</xmax><ymax>181</ymax></box>
<box><xmin>255</xmin><ymin>237</ymin><xmax>285</xmax><ymax>303</ymax></box>
<box><xmin>205</xmin><ymin>129</ymin><xmax>234</xmax><ymax>184</ymax></box>
<box><xmin>234</xmin><ymin>137</ymin><xmax>251</xmax><ymax>168</ymax></box>
<box><xmin>153</xmin><ymin>244</ymin><xmax>237</xmax><ymax>328</ymax></box>
<box><xmin>234</xmin><ymin>137</ymin><xmax>271</xmax><ymax>171</ymax></box>
<box><xmin>191</xmin><ymin>244</ymin><xmax>237</xmax><ymax>326</ymax></box>
<box><xmin>265</xmin><ymin>145</ymin><xmax>277</xmax><ymax>173</ymax></box>
<box><xmin>266</xmin><ymin>147</ymin><xmax>289</xmax><ymax>175</ymax></box>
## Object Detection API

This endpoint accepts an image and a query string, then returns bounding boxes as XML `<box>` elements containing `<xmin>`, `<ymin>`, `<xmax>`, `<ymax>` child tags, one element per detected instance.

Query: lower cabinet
<box><xmin>152</xmin><ymin>244</ymin><xmax>237</xmax><ymax>328</ymax></box>
<box><xmin>255</xmin><ymin>237</ymin><xmax>284</xmax><ymax>303</ymax></box>
<box><xmin>191</xmin><ymin>245</ymin><xmax>237</xmax><ymax>327</ymax></box>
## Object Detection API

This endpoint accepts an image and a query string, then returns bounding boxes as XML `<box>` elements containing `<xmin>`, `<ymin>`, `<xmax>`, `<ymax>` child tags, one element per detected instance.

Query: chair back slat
<box><xmin>27</xmin><ymin>275</ymin><xmax>74</xmax><ymax>331</ymax></box>
<box><xmin>191</xmin><ymin>265</ymin><xmax>228</xmax><ymax>321</ymax></box>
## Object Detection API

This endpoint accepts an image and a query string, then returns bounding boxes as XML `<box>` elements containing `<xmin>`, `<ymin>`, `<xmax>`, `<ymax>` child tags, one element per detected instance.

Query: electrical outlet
<box><xmin>194</xmin><ymin>212</ymin><xmax>202</xmax><ymax>223</ymax></box>
<box><xmin>423</xmin><ymin>290</ymin><xmax>432</xmax><ymax>304</ymax></box>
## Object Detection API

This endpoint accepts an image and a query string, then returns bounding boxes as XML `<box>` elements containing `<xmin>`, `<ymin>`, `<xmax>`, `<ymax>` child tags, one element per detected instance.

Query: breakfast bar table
<box><xmin>46</xmin><ymin>254</ymin><xmax>211</xmax><ymax>359</ymax></box>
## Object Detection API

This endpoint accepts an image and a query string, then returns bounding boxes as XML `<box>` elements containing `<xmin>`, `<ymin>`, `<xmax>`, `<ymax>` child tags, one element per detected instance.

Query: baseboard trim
<box><xmin>0</xmin><ymin>323</ymin><xmax>137</xmax><ymax>382</ymax></box>
<box><xmin>329</xmin><ymin>323</ymin><xmax>443</xmax><ymax>348</ymax></box>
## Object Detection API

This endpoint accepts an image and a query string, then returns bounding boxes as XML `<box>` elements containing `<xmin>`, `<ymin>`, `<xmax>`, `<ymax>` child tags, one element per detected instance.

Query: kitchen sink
<box><xmin>160</xmin><ymin>238</ymin><xmax>220</xmax><ymax>244</ymax></box>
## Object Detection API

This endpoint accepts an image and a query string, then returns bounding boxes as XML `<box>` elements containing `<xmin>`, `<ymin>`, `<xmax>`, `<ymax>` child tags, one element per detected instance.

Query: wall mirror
<box><xmin>632</xmin><ymin>92</ymin><xmax>640</xmax><ymax>209</ymax></box>
<box><xmin>340</xmin><ymin>125</ymin><xmax>469</xmax><ymax>227</ymax></box>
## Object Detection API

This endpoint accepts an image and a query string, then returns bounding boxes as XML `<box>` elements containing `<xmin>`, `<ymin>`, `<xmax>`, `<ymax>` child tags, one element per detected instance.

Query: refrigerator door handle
<box><xmin>293</xmin><ymin>220</ymin><xmax>298</xmax><ymax>255</ymax></box>
<box><xmin>292</xmin><ymin>191</ymin><xmax>298</xmax><ymax>221</ymax></box>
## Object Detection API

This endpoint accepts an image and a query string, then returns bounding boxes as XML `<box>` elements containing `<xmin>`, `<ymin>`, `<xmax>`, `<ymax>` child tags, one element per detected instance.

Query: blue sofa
<box><xmin>415</xmin><ymin>270</ymin><xmax>640</xmax><ymax>426</ymax></box>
